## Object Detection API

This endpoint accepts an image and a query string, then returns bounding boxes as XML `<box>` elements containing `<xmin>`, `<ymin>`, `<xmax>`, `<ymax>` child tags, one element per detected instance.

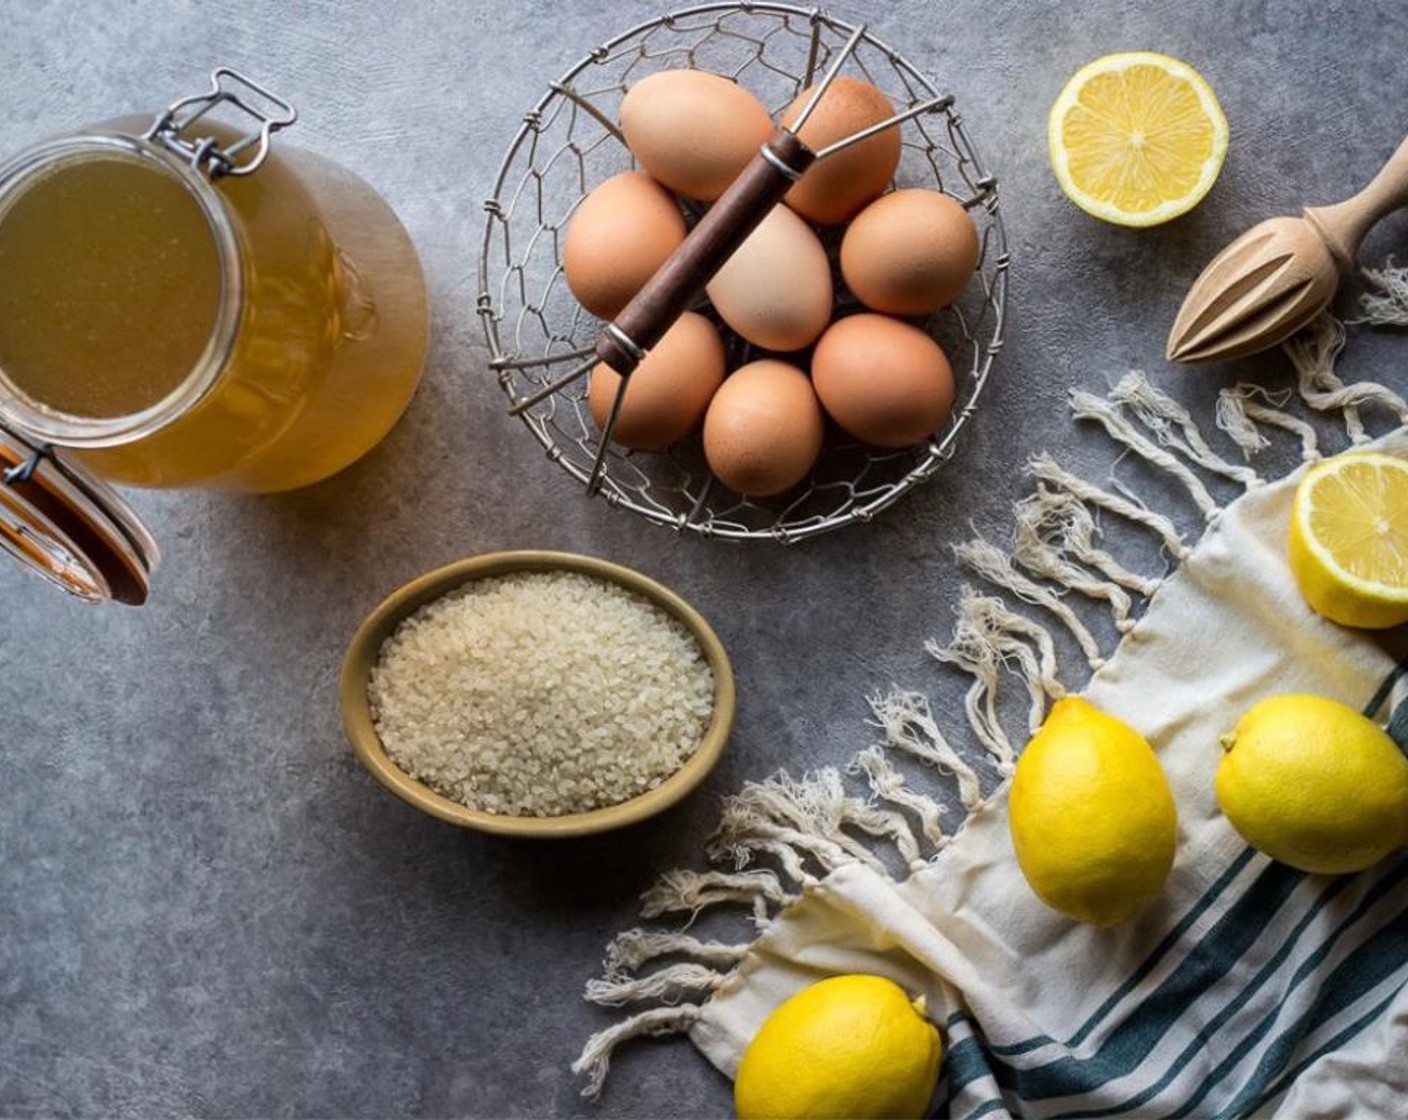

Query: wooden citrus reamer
<box><xmin>504</xmin><ymin>24</ymin><xmax>951</xmax><ymax>491</ymax></box>
<box><xmin>1168</xmin><ymin>131</ymin><xmax>1408</xmax><ymax>363</ymax></box>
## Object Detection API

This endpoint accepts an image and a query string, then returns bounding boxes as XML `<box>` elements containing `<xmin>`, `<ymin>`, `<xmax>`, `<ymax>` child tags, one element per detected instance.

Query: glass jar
<box><xmin>0</xmin><ymin>69</ymin><xmax>429</xmax><ymax>604</ymax></box>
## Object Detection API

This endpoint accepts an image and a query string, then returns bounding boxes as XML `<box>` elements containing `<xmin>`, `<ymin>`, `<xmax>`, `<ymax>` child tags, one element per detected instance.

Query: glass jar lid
<box><xmin>0</xmin><ymin>422</ymin><xmax>158</xmax><ymax>604</ymax></box>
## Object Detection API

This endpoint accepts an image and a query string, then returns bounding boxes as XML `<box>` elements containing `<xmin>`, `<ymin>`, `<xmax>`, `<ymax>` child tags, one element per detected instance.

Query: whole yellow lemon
<box><xmin>734</xmin><ymin>974</ymin><xmax>942</xmax><ymax>1120</ymax></box>
<box><xmin>1216</xmin><ymin>694</ymin><xmax>1408</xmax><ymax>873</ymax></box>
<box><xmin>1009</xmin><ymin>696</ymin><xmax>1177</xmax><ymax>926</ymax></box>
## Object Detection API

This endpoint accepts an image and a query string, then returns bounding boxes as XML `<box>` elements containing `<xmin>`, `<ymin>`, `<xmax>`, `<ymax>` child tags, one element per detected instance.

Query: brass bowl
<box><xmin>338</xmin><ymin>550</ymin><xmax>736</xmax><ymax>838</ymax></box>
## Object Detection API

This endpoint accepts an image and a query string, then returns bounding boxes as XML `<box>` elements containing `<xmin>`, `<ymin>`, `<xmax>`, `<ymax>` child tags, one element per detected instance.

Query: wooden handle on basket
<box><xmin>594</xmin><ymin>128</ymin><xmax>816</xmax><ymax>374</ymax></box>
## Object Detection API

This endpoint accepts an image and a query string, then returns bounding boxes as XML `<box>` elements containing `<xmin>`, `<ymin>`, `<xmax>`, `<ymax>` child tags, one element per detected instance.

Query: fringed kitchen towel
<box><xmin>575</xmin><ymin>306</ymin><xmax>1408</xmax><ymax>1119</ymax></box>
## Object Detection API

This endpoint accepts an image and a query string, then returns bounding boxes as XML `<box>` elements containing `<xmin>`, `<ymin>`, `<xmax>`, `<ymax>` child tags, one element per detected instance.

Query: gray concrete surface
<box><xmin>3</xmin><ymin>1</ymin><xmax>1408</xmax><ymax>1116</ymax></box>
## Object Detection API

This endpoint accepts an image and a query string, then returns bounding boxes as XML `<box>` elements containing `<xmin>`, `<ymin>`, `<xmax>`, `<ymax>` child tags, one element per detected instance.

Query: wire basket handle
<box><xmin>590</xmin><ymin>19</ymin><xmax>877</xmax><ymax>377</ymax></box>
<box><xmin>595</xmin><ymin>127</ymin><xmax>815</xmax><ymax>374</ymax></box>
<box><xmin>594</xmin><ymin>17</ymin><xmax>951</xmax><ymax>379</ymax></box>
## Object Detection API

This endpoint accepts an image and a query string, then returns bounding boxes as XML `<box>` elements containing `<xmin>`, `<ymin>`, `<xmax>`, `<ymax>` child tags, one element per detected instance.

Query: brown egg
<box><xmin>811</xmin><ymin>314</ymin><xmax>955</xmax><ymax>448</ymax></box>
<box><xmin>779</xmin><ymin>77</ymin><xmax>901</xmax><ymax>226</ymax></box>
<box><xmin>705</xmin><ymin>204</ymin><xmax>833</xmax><ymax>351</ymax></box>
<box><xmin>563</xmin><ymin>171</ymin><xmax>686</xmax><ymax>319</ymax></box>
<box><xmin>841</xmin><ymin>189</ymin><xmax>981</xmax><ymax>315</ymax></box>
<box><xmin>621</xmin><ymin>70</ymin><xmax>773</xmax><ymax>202</ymax></box>
<box><xmin>587</xmin><ymin>311</ymin><xmax>726</xmax><ymax>450</ymax></box>
<box><xmin>703</xmin><ymin>360</ymin><xmax>824</xmax><ymax>497</ymax></box>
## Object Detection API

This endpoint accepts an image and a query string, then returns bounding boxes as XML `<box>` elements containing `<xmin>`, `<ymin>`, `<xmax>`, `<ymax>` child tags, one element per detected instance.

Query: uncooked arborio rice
<box><xmin>367</xmin><ymin>570</ymin><xmax>715</xmax><ymax>817</ymax></box>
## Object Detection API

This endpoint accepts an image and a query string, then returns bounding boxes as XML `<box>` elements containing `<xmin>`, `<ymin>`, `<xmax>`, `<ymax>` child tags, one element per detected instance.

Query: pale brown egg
<box><xmin>562</xmin><ymin>171</ymin><xmax>686</xmax><ymax>320</ymax></box>
<box><xmin>705</xmin><ymin>204</ymin><xmax>832</xmax><ymax>351</ymax></box>
<box><xmin>587</xmin><ymin>311</ymin><xmax>726</xmax><ymax>451</ymax></box>
<box><xmin>811</xmin><ymin>314</ymin><xmax>955</xmax><ymax>448</ymax></box>
<box><xmin>841</xmin><ymin>189</ymin><xmax>981</xmax><ymax>315</ymax></box>
<box><xmin>779</xmin><ymin>77</ymin><xmax>901</xmax><ymax>226</ymax></box>
<box><xmin>620</xmin><ymin>70</ymin><xmax>773</xmax><ymax>202</ymax></box>
<box><xmin>703</xmin><ymin>360</ymin><xmax>824</xmax><ymax>497</ymax></box>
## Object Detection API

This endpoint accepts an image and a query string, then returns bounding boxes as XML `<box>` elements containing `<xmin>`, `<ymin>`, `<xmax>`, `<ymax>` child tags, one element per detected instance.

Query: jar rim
<box><xmin>0</xmin><ymin>133</ymin><xmax>243</xmax><ymax>448</ymax></box>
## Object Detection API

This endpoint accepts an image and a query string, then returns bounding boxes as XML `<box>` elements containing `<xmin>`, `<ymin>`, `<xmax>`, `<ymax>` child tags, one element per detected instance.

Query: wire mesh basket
<box><xmin>478</xmin><ymin>2</ymin><xmax>1008</xmax><ymax>543</ymax></box>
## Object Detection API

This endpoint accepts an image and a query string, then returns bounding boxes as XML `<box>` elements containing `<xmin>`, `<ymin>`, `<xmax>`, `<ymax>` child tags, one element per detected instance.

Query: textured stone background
<box><xmin>3</xmin><ymin>1</ymin><xmax>1408</xmax><ymax>1116</ymax></box>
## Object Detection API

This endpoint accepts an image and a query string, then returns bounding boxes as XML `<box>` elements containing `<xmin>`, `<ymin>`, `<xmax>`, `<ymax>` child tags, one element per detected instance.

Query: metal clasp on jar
<box><xmin>144</xmin><ymin>67</ymin><xmax>298</xmax><ymax>179</ymax></box>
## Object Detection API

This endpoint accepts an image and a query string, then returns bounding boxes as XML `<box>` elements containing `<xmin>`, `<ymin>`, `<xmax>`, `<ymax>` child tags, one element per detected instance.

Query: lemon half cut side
<box><xmin>1049</xmin><ymin>51</ymin><xmax>1229</xmax><ymax>227</ymax></box>
<box><xmin>1289</xmin><ymin>451</ymin><xmax>1408</xmax><ymax>629</ymax></box>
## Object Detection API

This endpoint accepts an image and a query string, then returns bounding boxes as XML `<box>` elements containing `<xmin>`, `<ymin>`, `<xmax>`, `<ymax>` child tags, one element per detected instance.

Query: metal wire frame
<box><xmin>477</xmin><ymin>2</ymin><xmax>1009</xmax><ymax>543</ymax></box>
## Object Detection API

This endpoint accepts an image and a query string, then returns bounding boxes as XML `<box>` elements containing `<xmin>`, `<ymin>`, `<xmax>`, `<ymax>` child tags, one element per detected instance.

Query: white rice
<box><xmin>367</xmin><ymin>570</ymin><xmax>716</xmax><ymax>817</ymax></box>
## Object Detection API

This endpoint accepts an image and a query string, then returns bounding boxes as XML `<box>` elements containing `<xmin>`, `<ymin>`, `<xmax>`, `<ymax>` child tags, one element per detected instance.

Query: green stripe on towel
<box><xmin>961</xmin><ymin>852</ymin><xmax>1405</xmax><ymax>1108</ymax></box>
<box><xmin>1361</xmin><ymin>655</ymin><xmax>1408</xmax><ymax>721</ymax></box>
<box><xmin>1387</xmin><ymin>693</ymin><xmax>1408</xmax><ymax>749</ymax></box>
<box><xmin>986</xmin><ymin>859</ymin><xmax>1306</xmax><ymax>1100</ymax></box>
<box><xmin>1249</xmin><ymin>985</ymin><xmax>1405</xmax><ymax>1114</ymax></box>
<box><xmin>988</xmin><ymin>848</ymin><xmax>1258</xmax><ymax>1059</ymax></box>
<box><xmin>941</xmin><ymin>666</ymin><xmax>1408</xmax><ymax>1117</ymax></box>
<box><xmin>1214</xmin><ymin>873</ymin><xmax>1408</xmax><ymax>1118</ymax></box>
<box><xmin>1044</xmin><ymin>870</ymin><xmax>1360</xmax><ymax>1118</ymax></box>
<box><xmin>943</xmin><ymin>1036</ymin><xmax>994</xmax><ymax>1102</ymax></box>
<box><xmin>1163</xmin><ymin>854</ymin><xmax>1408</xmax><ymax>1118</ymax></box>
<box><xmin>958</xmin><ymin>1098</ymin><xmax>1009</xmax><ymax>1120</ymax></box>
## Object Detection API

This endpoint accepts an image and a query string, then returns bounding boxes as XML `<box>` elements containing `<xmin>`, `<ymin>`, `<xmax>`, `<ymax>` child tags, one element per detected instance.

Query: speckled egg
<box><xmin>703</xmin><ymin>360</ymin><xmax>825</xmax><ymax>497</ymax></box>
<box><xmin>562</xmin><ymin>171</ymin><xmax>686</xmax><ymax>319</ymax></box>
<box><xmin>620</xmin><ymin>70</ymin><xmax>773</xmax><ymax>202</ymax></box>
<box><xmin>705</xmin><ymin>204</ymin><xmax>833</xmax><ymax>351</ymax></box>
<box><xmin>811</xmin><ymin>314</ymin><xmax>955</xmax><ymax>448</ymax></box>
<box><xmin>841</xmin><ymin>189</ymin><xmax>981</xmax><ymax>315</ymax></box>
<box><xmin>779</xmin><ymin>77</ymin><xmax>901</xmax><ymax>226</ymax></box>
<box><xmin>587</xmin><ymin>311</ymin><xmax>726</xmax><ymax>450</ymax></box>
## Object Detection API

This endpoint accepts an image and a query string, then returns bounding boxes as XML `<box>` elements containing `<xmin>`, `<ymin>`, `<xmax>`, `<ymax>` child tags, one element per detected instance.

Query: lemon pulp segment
<box><xmin>1290</xmin><ymin>452</ymin><xmax>1408</xmax><ymax>628</ymax></box>
<box><xmin>1049</xmin><ymin>52</ymin><xmax>1228</xmax><ymax>227</ymax></box>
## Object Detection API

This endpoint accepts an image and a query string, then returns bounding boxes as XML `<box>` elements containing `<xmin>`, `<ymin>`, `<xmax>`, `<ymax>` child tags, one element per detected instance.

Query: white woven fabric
<box><xmin>688</xmin><ymin>430</ymin><xmax>1408</xmax><ymax>1118</ymax></box>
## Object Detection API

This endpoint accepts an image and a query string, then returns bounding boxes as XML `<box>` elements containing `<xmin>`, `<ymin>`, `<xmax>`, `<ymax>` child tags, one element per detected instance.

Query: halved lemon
<box><xmin>1289</xmin><ymin>451</ymin><xmax>1408</xmax><ymax>630</ymax></box>
<box><xmin>1049</xmin><ymin>52</ymin><xmax>1229</xmax><ymax>227</ymax></box>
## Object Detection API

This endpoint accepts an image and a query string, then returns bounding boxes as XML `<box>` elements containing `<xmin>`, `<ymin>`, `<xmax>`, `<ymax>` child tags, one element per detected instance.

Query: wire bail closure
<box><xmin>1</xmin><ymin>438</ymin><xmax>53</xmax><ymax>486</ymax></box>
<box><xmin>0</xmin><ymin>419</ymin><xmax>158</xmax><ymax>605</ymax></box>
<box><xmin>144</xmin><ymin>67</ymin><xmax>298</xmax><ymax>179</ymax></box>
